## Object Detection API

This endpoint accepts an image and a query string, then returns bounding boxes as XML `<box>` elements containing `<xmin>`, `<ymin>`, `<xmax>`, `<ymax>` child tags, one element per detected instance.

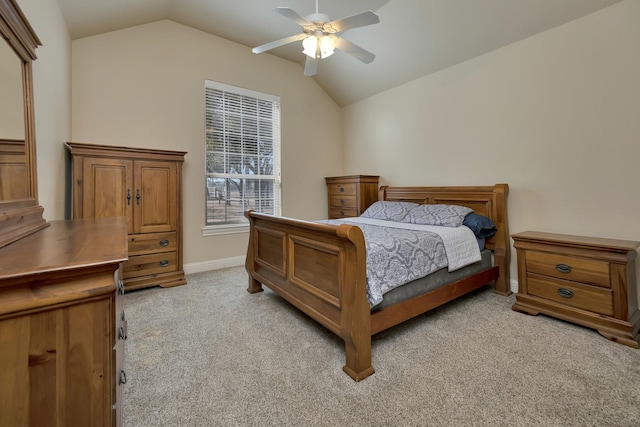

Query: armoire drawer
<box><xmin>128</xmin><ymin>232</ymin><xmax>177</xmax><ymax>256</ymax></box>
<box><xmin>525</xmin><ymin>251</ymin><xmax>610</xmax><ymax>288</ymax></box>
<box><xmin>527</xmin><ymin>274</ymin><xmax>613</xmax><ymax>316</ymax></box>
<box><xmin>124</xmin><ymin>251</ymin><xmax>177</xmax><ymax>279</ymax></box>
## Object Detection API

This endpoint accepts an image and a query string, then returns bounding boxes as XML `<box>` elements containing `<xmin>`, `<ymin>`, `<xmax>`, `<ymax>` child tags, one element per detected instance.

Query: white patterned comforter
<box><xmin>322</xmin><ymin>217</ymin><xmax>481</xmax><ymax>307</ymax></box>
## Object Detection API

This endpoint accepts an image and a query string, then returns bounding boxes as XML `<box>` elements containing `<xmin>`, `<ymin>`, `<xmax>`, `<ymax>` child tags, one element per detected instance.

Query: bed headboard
<box><xmin>379</xmin><ymin>184</ymin><xmax>511</xmax><ymax>295</ymax></box>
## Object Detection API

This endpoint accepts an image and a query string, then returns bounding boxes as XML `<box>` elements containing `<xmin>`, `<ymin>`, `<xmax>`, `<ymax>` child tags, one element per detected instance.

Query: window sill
<box><xmin>202</xmin><ymin>224</ymin><xmax>249</xmax><ymax>236</ymax></box>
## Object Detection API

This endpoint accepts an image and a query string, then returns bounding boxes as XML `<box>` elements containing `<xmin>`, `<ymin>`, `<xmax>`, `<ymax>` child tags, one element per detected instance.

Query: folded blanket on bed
<box><xmin>321</xmin><ymin>217</ymin><xmax>481</xmax><ymax>306</ymax></box>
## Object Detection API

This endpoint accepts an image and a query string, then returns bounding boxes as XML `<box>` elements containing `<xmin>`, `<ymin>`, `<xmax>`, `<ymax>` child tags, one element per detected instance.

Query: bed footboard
<box><xmin>245</xmin><ymin>210</ymin><xmax>375</xmax><ymax>381</ymax></box>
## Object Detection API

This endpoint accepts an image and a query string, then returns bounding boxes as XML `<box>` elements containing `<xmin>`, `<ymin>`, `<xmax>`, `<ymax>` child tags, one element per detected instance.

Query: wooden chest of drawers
<box><xmin>325</xmin><ymin>175</ymin><xmax>379</xmax><ymax>219</ymax></box>
<box><xmin>512</xmin><ymin>231</ymin><xmax>640</xmax><ymax>348</ymax></box>
<box><xmin>0</xmin><ymin>218</ymin><xmax>128</xmax><ymax>426</ymax></box>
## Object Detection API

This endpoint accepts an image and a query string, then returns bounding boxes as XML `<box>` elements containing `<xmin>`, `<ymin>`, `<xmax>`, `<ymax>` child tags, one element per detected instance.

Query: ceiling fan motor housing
<box><xmin>306</xmin><ymin>13</ymin><xmax>331</xmax><ymax>26</ymax></box>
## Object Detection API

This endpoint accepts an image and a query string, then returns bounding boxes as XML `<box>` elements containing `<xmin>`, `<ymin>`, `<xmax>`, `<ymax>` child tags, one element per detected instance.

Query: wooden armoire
<box><xmin>67</xmin><ymin>142</ymin><xmax>187</xmax><ymax>291</ymax></box>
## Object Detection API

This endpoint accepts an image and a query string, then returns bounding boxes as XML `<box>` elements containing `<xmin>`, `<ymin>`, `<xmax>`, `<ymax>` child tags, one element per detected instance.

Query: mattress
<box><xmin>371</xmin><ymin>249</ymin><xmax>493</xmax><ymax>311</ymax></box>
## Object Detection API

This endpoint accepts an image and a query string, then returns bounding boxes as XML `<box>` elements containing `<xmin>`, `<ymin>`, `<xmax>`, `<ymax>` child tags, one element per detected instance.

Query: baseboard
<box><xmin>184</xmin><ymin>256</ymin><xmax>245</xmax><ymax>275</ymax></box>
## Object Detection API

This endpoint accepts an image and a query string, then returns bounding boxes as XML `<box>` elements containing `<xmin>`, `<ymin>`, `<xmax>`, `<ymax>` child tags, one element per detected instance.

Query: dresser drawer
<box><xmin>124</xmin><ymin>251</ymin><xmax>177</xmax><ymax>279</ymax></box>
<box><xmin>329</xmin><ymin>195</ymin><xmax>357</xmax><ymax>209</ymax></box>
<box><xmin>526</xmin><ymin>251</ymin><xmax>610</xmax><ymax>288</ymax></box>
<box><xmin>329</xmin><ymin>206</ymin><xmax>358</xmax><ymax>218</ymax></box>
<box><xmin>128</xmin><ymin>232</ymin><xmax>177</xmax><ymax>256</ymax></box>
<box><xmin>527</xmin><ymin>274</ymin><xmax>613</xmax><ymax>316</ymax></box>
<box><xmin>327</xmin><ymin>183</ymin><xmax>357</xmax><ymax>196</ymax></box>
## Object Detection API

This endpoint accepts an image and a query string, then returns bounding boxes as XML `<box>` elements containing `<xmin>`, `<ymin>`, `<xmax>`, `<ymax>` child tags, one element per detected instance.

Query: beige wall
<box><xmin>71</xmin><ymin>20</ymin><xmax>342</xmax><ymax>267</ymax></box>
<box><xmin>343</xmin><ymin>0</ymin><xmax>640</xmax><ymax>291</ymax></box>
<box><xmin>17</xmin><ymin>0</ymin><xmax>72</xmax><ymax>219</ymax></box>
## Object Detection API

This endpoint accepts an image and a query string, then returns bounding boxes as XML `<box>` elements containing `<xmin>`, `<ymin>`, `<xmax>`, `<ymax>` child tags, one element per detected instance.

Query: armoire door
<box><xmin>133</xmin><ymin>160</ymin><xmax>177</xmax><ymax>234</ymax></box>
<box><xmin>82</xmin><ymin>157</ymin><xmax>134</xmax><ymax>234</ymax></box>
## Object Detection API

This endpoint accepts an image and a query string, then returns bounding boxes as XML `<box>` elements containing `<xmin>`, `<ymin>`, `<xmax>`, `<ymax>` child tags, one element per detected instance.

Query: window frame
<box><xmin>202</xmin><ymin>80</ymin><xmax>281</xmax><ymax>236</ymax></box>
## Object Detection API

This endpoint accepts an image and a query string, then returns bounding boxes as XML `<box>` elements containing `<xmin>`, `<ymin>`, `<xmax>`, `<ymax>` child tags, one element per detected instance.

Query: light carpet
<box><xmin>122</xmin><ymin>267</ymin><xmax>640</xmax><ymax>426</ymax></box>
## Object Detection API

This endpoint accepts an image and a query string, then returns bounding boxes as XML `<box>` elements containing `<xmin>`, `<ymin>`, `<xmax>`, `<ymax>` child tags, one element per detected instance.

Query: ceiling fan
<box><xmin>252</xmin><ymin>0</ymin><xmax>380</xmax><ymax>76</ymax></box>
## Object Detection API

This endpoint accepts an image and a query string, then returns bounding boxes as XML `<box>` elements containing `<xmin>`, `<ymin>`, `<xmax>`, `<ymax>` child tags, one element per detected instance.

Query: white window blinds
<box><xmin>204</xmin><ymin>80</ymin><xmax>281</xmax><ymax>225</ymax></box>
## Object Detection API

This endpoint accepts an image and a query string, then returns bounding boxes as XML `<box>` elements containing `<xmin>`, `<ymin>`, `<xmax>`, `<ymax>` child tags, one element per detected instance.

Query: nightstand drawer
<box><xmin>327</xmin><ymin>183</ymin><xmax>357</xmax><ymax>196</ymax></box>
<box><xmin>528</xmin><ymin>274</ymin><xmax>613</xmax><ymax>316</ymax></box>
<box><xmin>329</xmin><ymin>195</ymin><xmax>356</xmax><ymax>209</ymax></box>
<box><xmin>526</xmin><ymin>251</ymin><xmax>610</xmax><ymax>288</ymax></box>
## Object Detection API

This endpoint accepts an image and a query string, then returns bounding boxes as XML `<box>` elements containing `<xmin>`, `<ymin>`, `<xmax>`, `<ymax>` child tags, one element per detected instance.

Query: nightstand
<box><xmin>511</xmin><ymin>231</ymin><xmax>640</xmax><ymax>348</ymax></box>
<box><xmin>325</xmin><ymin>175</ymin><xmax>379</xmax><ymax>219</ymax></box>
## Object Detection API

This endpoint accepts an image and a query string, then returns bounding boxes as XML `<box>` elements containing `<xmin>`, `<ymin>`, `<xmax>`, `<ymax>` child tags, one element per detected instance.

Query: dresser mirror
<box><xmin>0</xmin><ymin>0</ymin><xmax>48</xmax><ymax>248</ymax></box>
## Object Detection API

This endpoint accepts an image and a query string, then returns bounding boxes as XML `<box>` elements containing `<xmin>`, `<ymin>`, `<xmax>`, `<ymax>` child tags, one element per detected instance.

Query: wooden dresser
<box><xmin>325</xmin><ymin>175</ymin><xmax>379</xmax><ymax>219</ymax></box>
<box><xmin>512</xmin><ymin>231</ymin><xmax>640</xmax><ymax>348</ymax></box>
<box><xmin>67</xmin><ymin>142</ymin><xmax>187</xmax><ymax>291</ymax></box>
<box><xmin>0</xmin><ymin>217</ymin><xmax>128</xmax><ymax>426</ymax></box>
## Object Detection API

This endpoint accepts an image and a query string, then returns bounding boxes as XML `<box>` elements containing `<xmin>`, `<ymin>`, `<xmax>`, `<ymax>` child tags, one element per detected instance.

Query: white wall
<box><xmin>17</xmin><ymin>0</ymin><xmax>72</xmax><ymax>219</ymax></box>
<box><xmin>71</xmin><ymin>20</ymin><xmax>343</xmax><ymax>266</ymax></box>
<box><xmin>343</xmin><ymin>0</ymin><xmax>640</xmax><ymax>291</ymax></box>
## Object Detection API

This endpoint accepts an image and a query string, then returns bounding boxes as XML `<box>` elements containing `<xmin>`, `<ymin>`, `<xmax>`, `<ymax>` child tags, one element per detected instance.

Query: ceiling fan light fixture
<box><xmin>302</xmin><ymin>34</ymin><xmax>336</xmax><ymax>59</ymax></box>
<box><xmin>319</xmin><ymin>35</ymin><xmax>336</xmax><ymax>58</ymax></box>
<box><xmin>302</xmin><ymin>35</ymin><xmax>318</xmax><ymax>58</ymax></box>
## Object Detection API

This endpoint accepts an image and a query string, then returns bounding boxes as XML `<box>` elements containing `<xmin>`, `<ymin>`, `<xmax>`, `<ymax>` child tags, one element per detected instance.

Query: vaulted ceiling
<box><xmin>57</xmin><ymin>0</ymin><xmax>625</xmax><ymax>106</ymax></box>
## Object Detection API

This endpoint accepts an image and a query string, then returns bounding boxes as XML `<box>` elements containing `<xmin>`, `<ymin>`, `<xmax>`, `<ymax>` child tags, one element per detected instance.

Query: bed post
<box><xmin>337</xmin><ymin>224</ymin><xmax>375</xmax><ymax>381</ymax></box>
<box><xmin>244</xmin><ymin>210</ymin><xmax>263</xmax><ymax>294</ymax></box>
<box><xmin>491</xmin><ymin>184</ymin><xmax>511</xmax><ymax>295</ymax></box>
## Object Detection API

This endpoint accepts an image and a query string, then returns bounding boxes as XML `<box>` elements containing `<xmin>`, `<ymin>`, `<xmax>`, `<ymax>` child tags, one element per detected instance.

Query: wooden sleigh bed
<box><xmin>245</xmin><ymin>184</ymin><xmax>511</xmax><ymax>381</ymax></box>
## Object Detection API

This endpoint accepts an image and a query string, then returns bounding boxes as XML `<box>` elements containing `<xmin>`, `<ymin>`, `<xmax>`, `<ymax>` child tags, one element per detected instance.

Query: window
<box><xmin>203</xmin><ymin>80</ymin><xmax>281</xmax><ymax>234</ymax></box>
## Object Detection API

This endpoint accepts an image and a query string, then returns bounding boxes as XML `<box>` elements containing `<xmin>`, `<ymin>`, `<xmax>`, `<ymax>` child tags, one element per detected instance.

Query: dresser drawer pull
<box><xmin>118</xmin><ymin>326</ymin><xmax>126</xmax><ymax>340</ymax></box>
<box><xmin>159</xmin><ymin>239</ymin><xmax>170</xmax><ymax>246</ymax></box>
<box><xmin>119</xmin><ymin>370</ymin><xmax>127</xmax><ymax>385</ymax></box>
<box><xmin>339</xmin><ymin>187</ymin><xmax>344</xmax><ymax>192</ymax></box>
<box><xmin>159</xmin><ymin>260</ymin><xmax>170</xmax><ymax>267</ymax></box>
<box><xmin>340</xmin><ymin>199</ymin><xmax>345</xmax><ymax>205</ymax></box>
<box><xmin>557</xmin><ymin>288</ymin><xmax>574</xmax><ymax>298</ymax></box>
<box><xmin>340</xmin><ymin>210</ymin><xmax>345</xmax><ymax>216</ymax></box>
<box><xmin>556</xmin><ymin>264</ymin><xmax>572</xmax><ymax>274</ymax></box>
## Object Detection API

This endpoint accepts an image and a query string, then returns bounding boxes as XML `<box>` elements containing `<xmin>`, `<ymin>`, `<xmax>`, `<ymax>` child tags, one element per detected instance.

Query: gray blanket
<box><xmin>323</xmin><ymin>218</ymin><xmax>480</xmax><ymax>306</ymax></box>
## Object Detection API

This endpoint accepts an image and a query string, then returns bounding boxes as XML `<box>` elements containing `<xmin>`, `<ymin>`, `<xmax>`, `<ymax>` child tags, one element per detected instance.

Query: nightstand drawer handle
<box><xmin>557</xmin><ymin>288</ymin><xmax>574</xmax><ymax>298</ymax></box>
<box><xmin>160</xmin><ymin>260</ymin><xmax>170</xmax><ymax>267</ymax></box>
<box><xmin>339</xmin><ymin>187</ymin><xmax>344</xmax><ymax>192</ymax></box>
<box><xmin>159</xmin><ymin>239</ymin><xmax>170</xmax><ymax>246</ymax></box>
<box><xmin>340</xmin><ymin>210</ymin><xmax>345</xmax><ymax>216</ymax></box>
<box><xmin>340</xmin><ymin>199</ymin><xmax>345</xmax><ymax>205</ymax></box>
<box><xmin>556</xmin><ymin>264</ymin><xmax>572</xmax><ymax>274</ymax></box>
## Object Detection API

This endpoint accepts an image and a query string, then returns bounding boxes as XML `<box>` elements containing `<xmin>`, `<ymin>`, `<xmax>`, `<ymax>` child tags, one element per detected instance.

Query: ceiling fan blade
<box><xmin>335</xmin><ymin>37</ymin><xmax>376</xmax><ymax>64</ymax></box>
<box><xmin>327</xmin><ymin>11</ymin><xmax>379</xmax><ymax>33</ymax></box>
<box><xmin>252</xmin><ymin>33</ymin><xmax>306</xmax><ymax>54</ymax></box>
<box><xmin>274</xmin><ymin>7</ymin><xmax>312</xmax><ymax>27</ymax></box>
<box><xmin>304</xmin><ymin>57</ymin><xmax>319</xmax><ymax>76</ymax></box>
